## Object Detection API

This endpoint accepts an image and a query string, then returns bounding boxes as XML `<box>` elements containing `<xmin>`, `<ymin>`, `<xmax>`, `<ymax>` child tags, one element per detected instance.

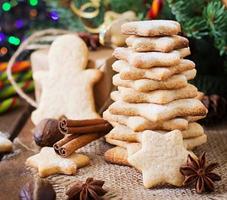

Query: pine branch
<box><xmin>46</xmin><ymin>0</ymin><xmax>85</xmax><ymax>31</ymax></box>
<box><xmin>44</xmin><ymin>0</ymin><xmax>147</xmax><ymax>32</ymax></box>
<box><xmin>166</xmin><ymin>0</ymin><xmax>227</xmax><ymax>56</ymax></box>
<box><xmin>203</xmin><ymin>0</ymin><xmax>227</xmax><ymax>55</ymax></box>
<box><xmin>109</xmin><ymin>0</ymin><xmax>147</xmax><ymax>16</ymax></box>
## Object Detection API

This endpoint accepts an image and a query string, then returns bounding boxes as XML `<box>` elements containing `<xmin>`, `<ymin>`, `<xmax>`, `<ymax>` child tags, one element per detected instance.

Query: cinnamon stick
<box><xmin>65</xmin><ymin>118</ymin><xmax>107</xmax><ymax>127</ymax></box>
<box><xmin>58</xmin><ymin>132</ymin><xmax>105</xmax><ymax>157</ymax></box>
<box><xmin>58</xmin><ymin>118</ymin><xmax>108</xmax><ymax>134</ymax></box>
<box><xmin>53</xmin><ymin>134</ymin><xmax>78</xmax><ymax>151</ymax></box>
<box><xmin>58</xmin><ymin>118</ymin><xmax>68</xmax><ymax>134</ymax></box>
<box><xmin>53</xmin><ymin>123</ymin><xmax>112</xmax><ymax>155</ymax></box>
<box><xmin>53</xmin><ymin>118</ymin><xmax>113</xmax><ymax>157</ymax></box>
<box><xmin>65</xmin><ymin>123</ymin><xmax>112</xmax><ymax>135</ymax></box>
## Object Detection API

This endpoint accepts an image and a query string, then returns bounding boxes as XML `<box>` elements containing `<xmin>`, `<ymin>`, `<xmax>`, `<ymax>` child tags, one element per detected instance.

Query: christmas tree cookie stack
<box><xmin>103</xmin><ymin>20</ymin><xmax>208</xmax><ymax>188</ymax></box>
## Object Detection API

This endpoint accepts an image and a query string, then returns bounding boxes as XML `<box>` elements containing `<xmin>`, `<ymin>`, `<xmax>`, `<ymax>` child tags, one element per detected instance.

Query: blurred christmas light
<box><xmin>30</xmin><ymin>9</ymin><xmax>38</xmax><ymax>17</ymax></box>
<box><xmin>0</xmin><ymin>0</ymin><xmax>50</xmax><ymax>60</ymax></box>
<box><xmin>29</xmin><ymin>0</ymin><xmax>38</xmax><ymax>7</ymax></box>
<box><xmin>2</xmin><ymin>2</ymin><xmax>11</xmax><ymax>11</ymax></box>
<box><xmin>0</xmin><ymin>47</ymin><xmax>8</xmax><ymax>56</ymax></box>
<box><xmin>50</xmin><ymin>10</ymin><xmax>59</xmax><ymax>21</ymax></box>
<box><xmin>15</xmin><ymin>19</ymin><xmax>24</xmax><ymax>29</ymax></box>
<box><xmin>8</xmin><ymin>36</ymin><xmax>21</xmax><ymax>46</ymax></box>
<box><xmin>0</xmin><ymin>33</ymin><xmax>6</xmax><ymax>43</ymax></box>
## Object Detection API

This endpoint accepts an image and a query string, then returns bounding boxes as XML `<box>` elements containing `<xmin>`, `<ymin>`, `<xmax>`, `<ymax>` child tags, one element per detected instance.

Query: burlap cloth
<box><xmin>31</xmin><ymin>124</ymin><xmax>225</xmax><ymax>200</ymax></box>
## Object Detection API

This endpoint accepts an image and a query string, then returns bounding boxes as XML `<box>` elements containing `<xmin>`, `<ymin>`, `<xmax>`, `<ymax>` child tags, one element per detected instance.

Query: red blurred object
<box><xmin>0</xmin><ymin>61</ymin><xmax>30</xmax><ymax>73</ymax></box>
<box><xmin>147</xmin><ymin>0</ymin><xmax>164</xmax><ymax>19</ymax></box>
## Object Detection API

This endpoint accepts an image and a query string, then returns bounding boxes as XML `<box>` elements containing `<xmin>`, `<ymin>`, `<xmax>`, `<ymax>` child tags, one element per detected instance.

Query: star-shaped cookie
<box><xmin>26</xmin><ymin>147</ymin><xmax>90</xmax><ymax>177</ymax></box>
<box><xmin>128</xmin><ymin>130</ymin><xmax>193</xmax><ymax>188</ymax></box>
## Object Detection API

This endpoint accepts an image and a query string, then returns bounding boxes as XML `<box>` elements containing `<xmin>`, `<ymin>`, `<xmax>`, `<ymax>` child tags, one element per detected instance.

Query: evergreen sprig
<box><xmin>204</xmin><ymin>1</ymin><xmax>227</xmax><ymax>55</ymax></box>
<box><xmin>109</xmin><ymin>0</ymin><xmax>147</xmax><ymax>18</ymax></box>
<box><xmin>45</xmin><ymin>0</ymin><xmax>147</xmax><ymax>31</ymax></box>
<box><xmin>46</xmin><ymin>0</ymin><xmax>85</xmax><ymax>31</ymax></box>
<box><xmin>167</xmin><ymin>0</ymin><xmax>227</xmax><ymax>55</ymax></box>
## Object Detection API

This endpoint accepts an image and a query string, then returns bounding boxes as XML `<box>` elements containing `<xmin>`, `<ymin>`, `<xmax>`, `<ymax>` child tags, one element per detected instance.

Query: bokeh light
<box><xmin>0</xmin><ymin>47</ymin><xmax>8</xmax><ymax>56</ymax></box>
<box><xmin>50</xmin><ymin>10</ymin><xmax>59</xmax><ymax>21</ymax></box>
<box><xmin>29</xmin><ymin>0</ymin><xmax>38</xmax><ymax>7</ymax></box>
<box><xmin>8</xmin><ymin>36</ymin><xmax>21</xmax><ymax>46</ymax></box>
<box><xmin>2</xmin><ymin>2</ymin><xmax>11</xmax><ymax>11</ymax></box>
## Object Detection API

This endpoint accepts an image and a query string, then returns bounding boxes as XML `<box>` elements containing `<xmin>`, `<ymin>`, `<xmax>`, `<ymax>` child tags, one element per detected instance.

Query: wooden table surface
<box><xmin>0</xmin><ymin>117</ymin><xmax>35</xmax><ymax>200</ymax></box>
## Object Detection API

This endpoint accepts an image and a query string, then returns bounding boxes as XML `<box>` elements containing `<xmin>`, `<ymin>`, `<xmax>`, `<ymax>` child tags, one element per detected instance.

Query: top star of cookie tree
<box><xmin>104</xmin><ymin>20</ymin><xmax>208</xmax><ymax>188</ymax></box>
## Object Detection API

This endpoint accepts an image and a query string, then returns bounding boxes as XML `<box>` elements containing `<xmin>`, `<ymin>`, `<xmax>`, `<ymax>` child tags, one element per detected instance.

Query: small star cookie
<box><xmin>26</xmin><ymin>147</ymin><xmax>90</xmax><ymax>177</ymax></box>
<box><xmin>128</xmin><ymin>130</ymin><xmax>193</xmax><ymax>188</ymax></box>
<box><xmin>0</xmin><ymin>134</ymin><xmax>12</xmax><ymax>153</ymax></box>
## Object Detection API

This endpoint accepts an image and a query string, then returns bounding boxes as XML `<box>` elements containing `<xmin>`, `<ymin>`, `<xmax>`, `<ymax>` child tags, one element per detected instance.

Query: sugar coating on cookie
<box><xmin>121</xmin><ymin>20</ymin><xmax>181</xmax><ymax>36</ymax></box>
<box><xmin>126</xmin><ymin>35</ymin><xmax>189</xmax><ymax>52</ymax></box>
<box><xmin>105</xmin><ymin>129</ymin><xmax>204</xmax><ymax>167</ymax></box>
<box><xmin>112</xmin><ymin>73</ymin><xmax>188</xmax><ymax>92</ymax></box>
<box><xmin>106</xmin><ymin>132</ymin><xmax>205</xmax><ymax>151</ymax></box>
<box><xmin>26</xmin><ymin>147</ymin><xmax>90</xmax><ymax>177</ymax></box>
<box><xmin>113</xmin><ymin>47</ymin><xmax>182</xmax><ymax>68</ymax></box>
<box><xmin>114</xmin><ymin>84</ymin><xmax>198</xmax><ymax>104</ymax></box>
<box><xmin>103</xmin><ymin>110</ymin><xmax>189</xmax><ymax>131</ymax></box>
<box><xmin>105</xmin><ymin>122</ymin><xmax>204</xmax><ymax>142</ymax></box>
<box><xmin>112</xmin><ymin>59</ymin><xmax>195</xmax><ymax>81</ymax></box>
<box><xmin>127</xmin><ymin>130</ymin><xmax>193</xmax><ymax>188</ymax></box>
<box><xmin>109</xmin><ymin>99</ymin><xmax>207</xmax><ymax>122</ymax></box>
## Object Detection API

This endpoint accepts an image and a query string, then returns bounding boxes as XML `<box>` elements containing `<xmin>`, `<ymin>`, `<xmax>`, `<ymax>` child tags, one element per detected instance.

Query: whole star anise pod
<box><xmin>66</xmin><ymin>178</ymin><xmax>107</xmax><ymax>200</ymax></box>
<box><xmin>180</xmin><ymin>152</ymin><xmax>221</xmax><ymax>193</ymax></box>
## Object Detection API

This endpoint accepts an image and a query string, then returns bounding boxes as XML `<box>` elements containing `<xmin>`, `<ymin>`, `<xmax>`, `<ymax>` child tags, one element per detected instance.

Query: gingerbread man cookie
<box><xmin>31</xmin><ymin>34</ymin><xmax>102</xmax><ymax>125</ymax></box>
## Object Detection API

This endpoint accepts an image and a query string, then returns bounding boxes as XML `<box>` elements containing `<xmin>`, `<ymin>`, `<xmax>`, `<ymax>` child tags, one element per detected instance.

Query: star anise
<box><xmin>66</xmin><ymin>178</ymin><xmax>107</xmax><ymax>200</ymax></box>
<box><xmin>180</xmin><ymin>152</ymin><xmax>221</xmax><ymax>193</ymax></box>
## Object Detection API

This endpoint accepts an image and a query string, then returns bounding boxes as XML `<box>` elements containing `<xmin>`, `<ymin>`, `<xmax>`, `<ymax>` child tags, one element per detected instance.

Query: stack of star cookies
<box><xmin>103</xmin><ymin>20</ymin><xmax>208</xmax><ymax>173</ymax></box>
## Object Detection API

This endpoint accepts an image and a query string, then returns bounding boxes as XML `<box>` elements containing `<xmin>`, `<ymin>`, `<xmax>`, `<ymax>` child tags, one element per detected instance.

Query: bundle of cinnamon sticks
<box><xmin>53</xmin><ymin>118</ymin><xmax>112</xmax><ymax>157</ymax></box>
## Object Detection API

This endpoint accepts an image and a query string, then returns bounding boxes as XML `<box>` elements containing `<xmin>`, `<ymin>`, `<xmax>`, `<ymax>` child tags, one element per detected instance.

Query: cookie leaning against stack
<box><xmin>103</xmin><ymin>20</ymin><xmax>208</xmax><ymax>188</ymax></box>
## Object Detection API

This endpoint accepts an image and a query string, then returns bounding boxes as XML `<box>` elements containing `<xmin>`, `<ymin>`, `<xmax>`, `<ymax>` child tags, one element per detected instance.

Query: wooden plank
<box><xmin>0</xmin><ymin>101</ymin><xmax>32</xmax><ymax>159</ymax></box>
<box><xmin>0</xmin><ymin>101</ymin><xmax>32</xmax><ymax>139</ymax></box>
<box><xmin>0</xmin><ymin>119</ymin><xmax>35</xmax><ymax>200</ymax></box>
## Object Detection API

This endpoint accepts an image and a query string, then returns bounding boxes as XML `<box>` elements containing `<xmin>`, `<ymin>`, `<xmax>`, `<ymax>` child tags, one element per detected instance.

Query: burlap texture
<box><xmin>35</xmin><ymin>124</ymin><xmax>227</xmax><ymax>200</ymax></box>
